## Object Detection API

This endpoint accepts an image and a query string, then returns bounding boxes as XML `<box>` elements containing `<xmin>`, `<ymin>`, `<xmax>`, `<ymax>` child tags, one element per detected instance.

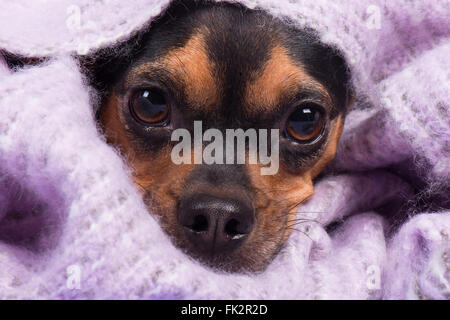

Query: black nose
<box><xmin>177</xmin><ymin>194</ymin><xmax>254</xmax><ymax>256</ymax></box>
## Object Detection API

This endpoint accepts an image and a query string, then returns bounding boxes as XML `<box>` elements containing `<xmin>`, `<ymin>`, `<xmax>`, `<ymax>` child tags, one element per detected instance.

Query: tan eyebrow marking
<box><xmin>127</xmin><ymin>32</ymin><xmax>220</xmax><ymax>111</ymax></box>
<box><xmin>245</xmin><ymin>45</ymin><xmax>330</xmax><ymax>113</ymax></box>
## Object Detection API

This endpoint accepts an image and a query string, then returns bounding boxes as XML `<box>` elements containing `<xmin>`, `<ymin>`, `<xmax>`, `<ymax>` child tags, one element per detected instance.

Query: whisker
<box><xmin>285</xmin><ymin>218</ymin><xmax>320</xmax><ymax>225</ymax></box>
<box><xmin>284</xmin><ymin>227</ymin><xmax>313</xmax><ymax>241</ymax></box>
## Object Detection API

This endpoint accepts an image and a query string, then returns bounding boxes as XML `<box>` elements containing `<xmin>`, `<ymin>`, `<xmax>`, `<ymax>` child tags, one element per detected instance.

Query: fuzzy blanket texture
<box><xmin>0</xmin><ymin>0</ymin><xmax>449</xmax><ymax>299</ymax></box>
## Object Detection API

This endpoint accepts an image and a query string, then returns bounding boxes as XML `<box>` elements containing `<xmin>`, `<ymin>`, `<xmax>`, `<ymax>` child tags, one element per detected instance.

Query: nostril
<box><xmin>190</xmin><ymin>214</ymin><xmax>208</xmax><ymax>233</ymax></box>
<box><xmin>178</xmin><ymin>193</ymin><xmax>254</xmax><ymax>248</ymax></box>
<box><xmin>224</xmin><ymin>218</ymin><xmax>247</xmax><ymax>239</ymax></box>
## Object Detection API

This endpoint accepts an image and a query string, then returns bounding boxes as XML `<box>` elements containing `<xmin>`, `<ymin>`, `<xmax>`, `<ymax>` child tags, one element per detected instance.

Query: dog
<box><xmin>94</xmin><ymin>0</ymin><xmax>353</xmax><ymax>272</ymax></box>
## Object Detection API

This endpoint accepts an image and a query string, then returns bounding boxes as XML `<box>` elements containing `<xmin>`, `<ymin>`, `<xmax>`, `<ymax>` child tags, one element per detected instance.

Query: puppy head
<box><xmin>97</xmin><ymin>1</ymin><xmax>352</xmax><ymax>272</ymax></box>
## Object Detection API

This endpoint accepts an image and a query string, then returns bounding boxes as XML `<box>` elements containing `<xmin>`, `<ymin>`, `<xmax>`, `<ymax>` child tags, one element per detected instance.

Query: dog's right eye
<box><xmin>130</xmin><ymin>88</ymin><xmax>169</xmax><ymax>126</ymax></box>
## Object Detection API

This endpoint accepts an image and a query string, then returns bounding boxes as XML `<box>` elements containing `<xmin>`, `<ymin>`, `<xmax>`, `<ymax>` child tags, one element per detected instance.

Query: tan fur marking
<box><xmin>127</xmin><ymin>32</ymin><xmax>219</xmax><ymax>110</ymax></box>
<box><xmin>247</xmin><ymin>116</ymin><xmax>344</xmax><ymax>242</ymax></box>
<box><xmin>308</xmin><ymin>116</ymin><xmax>344</xmax><ymax>178</ymax></box>
<box><xmin>100</xmin><ymin>93</ymin><xmax>133</xmax><ymax>156</ymax></box>
<box><xmin>246</xmin><ymin>45</ymin><xmax>330</xmax><ymax>113</ymax></box>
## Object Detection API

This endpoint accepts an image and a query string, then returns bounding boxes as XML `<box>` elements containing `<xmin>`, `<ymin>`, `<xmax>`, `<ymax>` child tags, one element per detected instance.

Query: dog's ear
<box><xmin>78</xmin><ymin>28</ymin><xmax>152</xmax><ymax>124</ymax></box>
<box><xmin>79</xmin><ymin>36</ymin><xmax>141</xmax><ymax>97</ymax></box>
<box><xmin>347</xmin><ymin>90</ymin><xmax>355</xmax><ymax>112</ymax></box>
<box><xmin>328</xmin><ymin>50</ymin><xmax>353</xmax><ymax>114</ymax></box>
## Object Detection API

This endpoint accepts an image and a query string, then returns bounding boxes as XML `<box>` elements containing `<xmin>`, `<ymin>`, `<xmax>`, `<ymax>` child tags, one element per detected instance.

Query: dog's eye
<box><xmin>285</xmin><ymin>104</ymin><xmax>326</xmax><ymax>143</ymax></box>
<box><xmin>130</xmin><ymin>89</ymin><xmax>169</xmax><ymax>125</ymax></box>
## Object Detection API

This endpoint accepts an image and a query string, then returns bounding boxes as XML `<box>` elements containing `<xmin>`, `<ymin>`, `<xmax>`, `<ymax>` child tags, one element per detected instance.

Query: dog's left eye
<box><xmin>284</xmin><ymin>103</ymin><xmax>326</xmax><ymax>143</ymax></box>
<box><xmin>130</xmin><ymin>88</ymin><xmax>169</xmax><ymax>126</ymax></box>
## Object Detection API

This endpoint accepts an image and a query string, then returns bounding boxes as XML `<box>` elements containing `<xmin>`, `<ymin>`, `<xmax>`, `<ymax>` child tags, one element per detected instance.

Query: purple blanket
<box><xmin>0</xmin><ymin>0</ymin><xmax>449</xmax><ymax>299</ymax></box>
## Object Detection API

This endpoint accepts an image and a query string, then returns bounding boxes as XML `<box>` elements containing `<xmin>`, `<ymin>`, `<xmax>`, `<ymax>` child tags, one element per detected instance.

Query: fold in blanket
<box><xmin>0</xmin><ymin>0</ymin><xmax>449</xmax><ymax>299</ymax></box>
